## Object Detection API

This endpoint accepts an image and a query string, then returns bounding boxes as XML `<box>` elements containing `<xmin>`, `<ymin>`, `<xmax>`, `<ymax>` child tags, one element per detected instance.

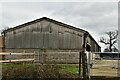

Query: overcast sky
<box><xmin>0</xmin><ymin>2</ymin><xmax>118</xmax><ymax>51</ymax></box>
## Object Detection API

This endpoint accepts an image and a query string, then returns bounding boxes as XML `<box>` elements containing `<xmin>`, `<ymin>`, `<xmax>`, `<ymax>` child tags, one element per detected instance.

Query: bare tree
<box><xmin>100</xmin><ymin>30</ymin><xmax>118</xmax><ymax>52</ymax></box>
<box><xmin>2</xmin><ymin>26</ymin><xmax>9</xmax><ymax>31</ymax></box>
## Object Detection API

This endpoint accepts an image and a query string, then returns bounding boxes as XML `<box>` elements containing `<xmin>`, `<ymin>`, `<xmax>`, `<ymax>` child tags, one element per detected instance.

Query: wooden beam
<box><xmin>79</xmin><ymin>51</ymin><xmax>81</xmax><ymax>76</ymax></box>
<box><xmin>82</xmin><ymin>32</ymin><xmax>89</xmax><ymax>79</ymax></box>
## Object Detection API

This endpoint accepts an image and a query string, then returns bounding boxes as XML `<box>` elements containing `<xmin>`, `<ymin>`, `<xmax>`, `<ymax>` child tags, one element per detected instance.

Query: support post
<box><xmin>82</xmin><ymin>32</ymin><xmax>89</xmax><ymax>79</ymax></box>
<box><xmin>33</xmin><ymin>51</ymin><xmax>35</xmax><ymax>63</ymax></box>
<box><xmin>87</xmin><ymin>51</ymin><xmax>91</xmax><ymax>80</ymax></box>
<box><xmin>82</xmin><ymin>49</ymin><xmax>87</xmax><ymax>79</ymax></box>
<box><xmin>9</xmin><ymin>53</ymin><xmax>11</xmax><ymax>63</ymax></box>
<box><xmin>79</xmin><ymin>51</ymin><xmax>81</xmax><ymax>76</ymax></box>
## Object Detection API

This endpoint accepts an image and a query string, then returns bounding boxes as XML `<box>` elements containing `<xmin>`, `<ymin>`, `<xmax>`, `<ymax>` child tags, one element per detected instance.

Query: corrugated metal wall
<box><xmin>4</xmin><ymin>20</ymin><xmax>83</xmax><ymax>50</ymax></box>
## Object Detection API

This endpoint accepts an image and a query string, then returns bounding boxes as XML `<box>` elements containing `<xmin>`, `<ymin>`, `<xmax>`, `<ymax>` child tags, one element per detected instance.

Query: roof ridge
<box><xmin>2</xmin><ymin>17</ymin><xmax>87</xmax><ymax>33</ymax></box>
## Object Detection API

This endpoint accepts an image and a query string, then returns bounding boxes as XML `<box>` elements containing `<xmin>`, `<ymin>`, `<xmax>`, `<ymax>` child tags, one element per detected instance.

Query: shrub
<box><xmin>2</xmin><ymin>63</ymin><xmax>60</xmax><ymax>80</ymax></box>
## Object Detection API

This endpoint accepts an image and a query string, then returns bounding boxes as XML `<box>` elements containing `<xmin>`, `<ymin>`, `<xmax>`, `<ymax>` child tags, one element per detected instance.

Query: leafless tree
<box><xmin>1</xmin><ymin>26</ymin><xmax>9</xmax><ymax>33</ymax></box>
<box><xmin>100</xmin><ymin>30</ymin><xmax>118</xmax><ymax>52</ymax></box>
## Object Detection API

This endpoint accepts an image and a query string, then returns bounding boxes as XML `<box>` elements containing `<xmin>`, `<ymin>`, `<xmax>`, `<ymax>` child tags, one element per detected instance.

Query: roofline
<box><xmin>83</xmin><ymin>31</ymin><xmax>101</xmax><ymax>48</ymax></box>
<box><xmin>2</xmin><ymin>17</ymin><xmax>86</xmax><ymax>34</ymax></box>
<box><xmin>1</xmin><ymin>17</ymin><xmax>101</xmax><ymax>48</ymax></box>
<box><xmin>88</xmin><ymin>33</ymin><xmax>101</xmax><ymax>48</ymax></box>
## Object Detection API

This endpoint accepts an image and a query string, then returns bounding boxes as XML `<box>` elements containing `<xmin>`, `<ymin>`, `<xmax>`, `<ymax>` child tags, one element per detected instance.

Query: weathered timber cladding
<box><xmin>5</xmin><ymin>20</ymin><xmax>83</xmax><ymax>50</ymax></box>
<box><xmin>90</xmin><ymin>38</ymin><xmax>100</xmax><ymax>52</ymax></box>
<box><xmin>91</xmin><ymin>40</ymin><xmax>95</xmax><ymax>52</ymax></box>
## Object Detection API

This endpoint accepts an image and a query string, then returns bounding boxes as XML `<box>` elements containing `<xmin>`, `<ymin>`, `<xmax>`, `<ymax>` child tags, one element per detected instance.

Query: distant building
<box><xmin>100</xmin><ymin>52</ymin><xmax>120</xmax><ymax>60</ymax></box>
<box><xmin>1</xmin><ymin>17</ymin><xmax>101</xmax><ymax>63</ymax></box>
<box><xmin>104</xmin><ymin>47</ymin><xmax>119</xmax><ymax>52</ymax></box>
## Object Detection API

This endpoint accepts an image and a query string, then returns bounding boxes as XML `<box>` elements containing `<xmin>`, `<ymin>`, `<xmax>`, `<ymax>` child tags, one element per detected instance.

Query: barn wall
<box><xmin>90</xmin><ymin>38</ymin><xmax>100</xmax><ymax>52</ymax></box>
<box><xmin>4</xmin><ymin>20</ymin><xmax>83</xmax><ymax>51</ymax></box>
<box><xmin>3</xmin><ymin>49</ymin><xmax>80</xmax><ymax>64</ymax></box>
<box><xmin>44</xmin><ymin>51</ymin><xmax>79</xmax><ymax>64</ymax></box>
<box><xmin>91</xmin><ymin>40</ymin><xmax>95</xmax><ymax>52</ymax></box>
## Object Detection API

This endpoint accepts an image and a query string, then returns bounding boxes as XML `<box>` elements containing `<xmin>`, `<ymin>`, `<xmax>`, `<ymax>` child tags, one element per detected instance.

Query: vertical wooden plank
<box><xmin>58</xmin><ymin>33</ymin><xmax>64</xmax><ymax>49</ymax></box>
<box><xmin>48</xmin><ymin>33</ymin><xmax>56</xmax><ymax>49</ymax></box>
<box><xmin>22</xmin><ymin>32</ymin><xmax>27</xmax><ymax>48</ymax></box>
<box><xmin>39</xmin><ymin>33</ymin><xmax>43</xmax><ymax>48</ymax></box>
<box><xmin>43</xmin><ymin>32</ymin><xmax>49</xmax><ymax>49</ymax></box>
<box><xmin>37</xmin><ymin>22</ymin><xmax>41</xmax><ymax>32</ymax></box>
<box><xmin>5</xmin><ymin>36</ymin><xmax>9</xmax><ymax>48</ymax></box>
<box><xmin>67</xmin><ymin>33</ymin><xmax>70</xmax><ymax>49</ymax></box>
<box><xmin>41</xmin><ymin>20</ymin><xmax>50</xmax><ymax>32</ymax></box>
<box><xmin>51</xmin><ymin>23</ymin><xmax>59</xmax><ymax>33</ymax></box>
<box><xmin>33</xmin><ymin>51</ymin><xmax>35</xmax><ymax>63</ymax></box>
<box><xmin>70</xmin><ymin>34</ymin><xmax>75</xmax><ymax>49</ymax></box>
<box><xmin>53</xmin><ymin>32</ymin><xmax>58</xmax><ymax>49</ymax></box>
<box><xmin>33</xmin><ymin>32</ymin><xmax>37</xmax><ymax>48</ymax></box>
<box><xmin>49</xmin><ymin>33</ymin><xmax>53</xmax><ymax>49</ymax></box>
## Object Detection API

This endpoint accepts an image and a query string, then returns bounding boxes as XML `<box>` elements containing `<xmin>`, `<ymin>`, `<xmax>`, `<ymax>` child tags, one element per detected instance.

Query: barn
<box><xmin>1</xmin><ymin>17</ymin><xmax>101</xmax><ymax>63</ymax></box>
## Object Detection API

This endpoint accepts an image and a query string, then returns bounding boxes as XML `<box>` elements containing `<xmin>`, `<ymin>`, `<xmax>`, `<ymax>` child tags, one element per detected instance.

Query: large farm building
<box><xmin>0</xmin><ymin>17</ymin><xmax>101</xmax><ymax>63</ymax></box>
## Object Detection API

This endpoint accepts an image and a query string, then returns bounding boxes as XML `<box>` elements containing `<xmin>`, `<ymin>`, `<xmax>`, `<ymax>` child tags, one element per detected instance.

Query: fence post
<box><xmin>23</xmin><ymin>50</ymin><xmax>26</xmax><ymax>65</ymax></box>
<box><xmin>82</xmin><ymin>32</ymin><xmax>89</xmax><ymax>79</ymax></box>
<box><xmin>9</xmin><ymin>53</ymin><xmax>11</xmax><ymax>63</ymax></box>
<box><xmin>82</xmin><ymin>50</ymin><xmax>87</xmax><ymax>79</ymax></box>
<box><xmin>2</xmin><ymin>54</ymin><xmax>5</xmax><ymax>60</ymax></box>
<box><xmin>79</xmin><ymin>51</ymin><xmax>81</xmax><ymax>76</ymax></box>
<box><xmin>87</xmin><ymin>51</ymin><xmax>91</xmax><ymax>80</ymax></box>
<box><xmin>33</xmin><ymin>51</ymin><xmax>35</xmax><ymax>63</ymax></box>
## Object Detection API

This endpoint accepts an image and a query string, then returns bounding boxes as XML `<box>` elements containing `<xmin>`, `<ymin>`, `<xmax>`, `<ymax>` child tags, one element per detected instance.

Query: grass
<box><xmin>59</xmin><ymin>64</ymin><xmax>79</xmax><ymax>74</ymax></box>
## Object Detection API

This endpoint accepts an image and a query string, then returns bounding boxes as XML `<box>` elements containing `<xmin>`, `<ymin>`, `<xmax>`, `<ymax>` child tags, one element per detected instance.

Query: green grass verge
<box><xmin>59</xmin><ymin>64</ymin><xmax>79</xmax><ymax>74</ymax></box>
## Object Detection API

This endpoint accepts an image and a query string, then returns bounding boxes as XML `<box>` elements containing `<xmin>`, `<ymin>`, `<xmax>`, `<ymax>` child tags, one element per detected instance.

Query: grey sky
<box><xmin>1</xmin><ymin>2</ymin><xmax>118</xmax><ymax>51</ymax></box>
